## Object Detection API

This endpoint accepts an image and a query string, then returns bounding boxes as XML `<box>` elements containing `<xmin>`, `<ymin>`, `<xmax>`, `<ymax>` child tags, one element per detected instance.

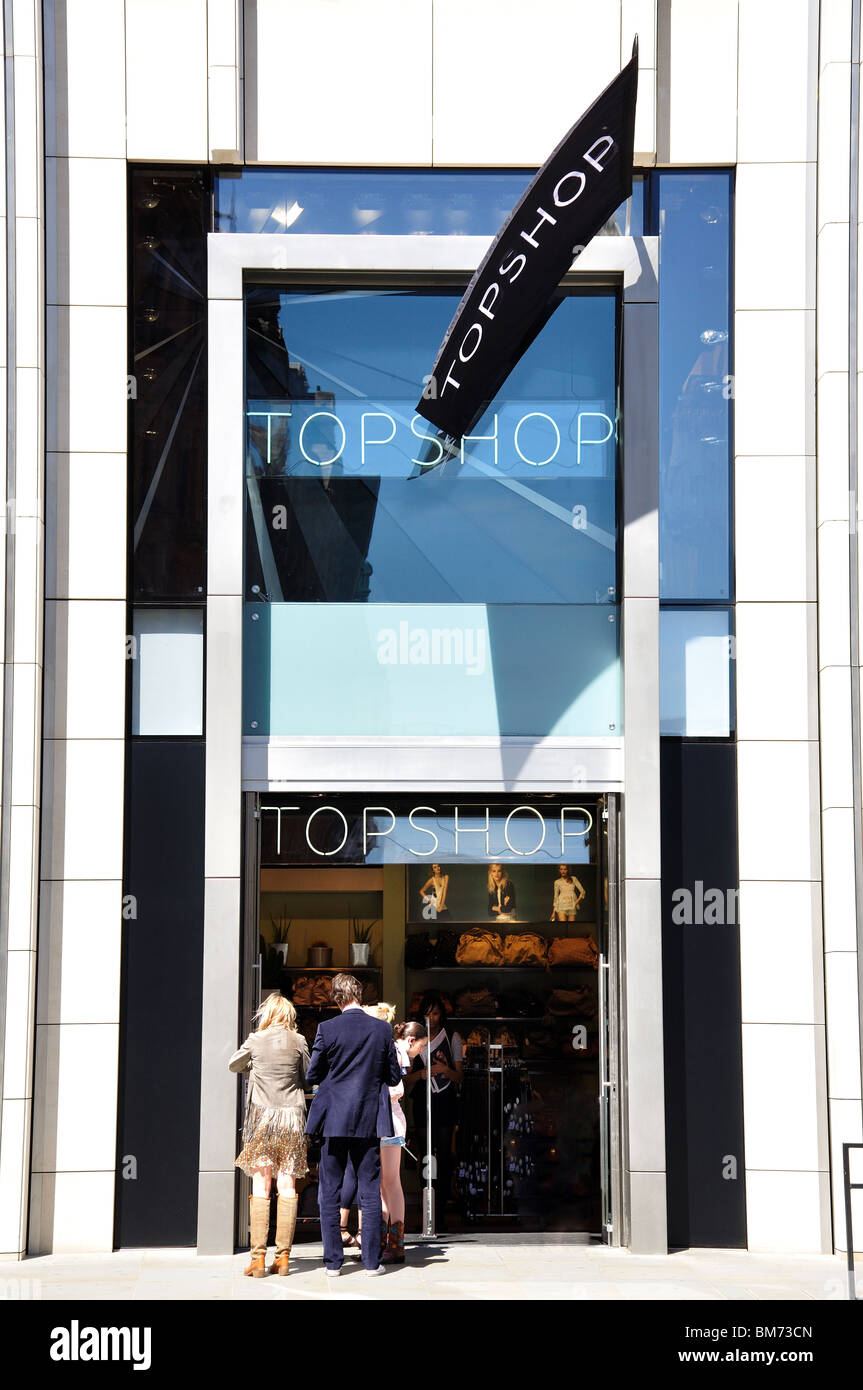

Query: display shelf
<box><xmin>275</xmin><ymin>964</ymin><xmax>382</xmax><ymax>973</ymax></box>
<box><xmin>443</xmin><ymin>1014</ymin><xmax>598</xmax><ymax>1023</ymax></box>
<box><xmin>404</xmin><ymin>964</ymin><xmax>597</xmax><ymax>972</ymax></box>
<box><xmin>405</xmin><ymin>920</ymin><xmax>597</xmax><ymax>931</ymax></box>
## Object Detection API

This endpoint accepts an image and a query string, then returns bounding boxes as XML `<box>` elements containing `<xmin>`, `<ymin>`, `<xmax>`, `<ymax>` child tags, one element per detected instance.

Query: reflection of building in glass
<box><xmin>245</xmin><ymin>291</ymin><xmax>379</xmax><ymax>603</ymax></box>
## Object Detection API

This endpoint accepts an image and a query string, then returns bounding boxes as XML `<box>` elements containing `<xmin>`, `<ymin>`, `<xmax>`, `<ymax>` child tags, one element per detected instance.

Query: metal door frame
<box><xmin>234</xmin><ymin>791</ymin><xmax>263</xmax><ymax>1248</ymax></box>
<box><xmin>600</xmin><ymin>791</ymin><xmax>624</xmax><ymax>1245</ymax></box>
<box><xmin>242</xmin><ymin>789</ymin><xmax>624</xmax><ymax>1240</ymax></box>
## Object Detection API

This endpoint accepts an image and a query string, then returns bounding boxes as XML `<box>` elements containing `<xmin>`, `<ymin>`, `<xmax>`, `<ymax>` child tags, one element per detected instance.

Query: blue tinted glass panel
<box><xmin>217</xmin><ymin>168</ymin><xmax>644</xmax><ymax>238</ymax></box>
<box><xmin>245</xmin><ymin>287</ymin><xmax>618</xmax><ymax>604</ymax></box>
<box><xmin>660</xmin><ymin>607</ymin><xmax>734</xmax><ymax>737</ymax></box>
<box><xmin>245</xmin><ymin>602</ymin><xmax>620</xmax><ymax>738</ymax></box>
<box><xmin>656</xmin><ymin>172</ymin><xmax>733</xmax><ymax>601</ymax></box>
<box><xmin>244</xmin><ymin>284</ymin><xmax>621</xmax><ymax>740</ymax></box>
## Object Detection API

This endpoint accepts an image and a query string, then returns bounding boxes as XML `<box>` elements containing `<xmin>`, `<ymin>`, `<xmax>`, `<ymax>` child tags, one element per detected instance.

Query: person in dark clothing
<box><xmin>305</xmin><ymin>973</ymin><xmax>402</xmax><ymax>1275</ymax></box>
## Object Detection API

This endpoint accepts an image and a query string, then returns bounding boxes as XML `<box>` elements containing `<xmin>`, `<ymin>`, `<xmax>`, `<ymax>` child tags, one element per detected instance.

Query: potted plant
<box><xmin>349</xmin><ymin>913</ymin><xmax>378</xmax><ymax>967</ymax></box>
<box><xmin>269</xmin><ymin>905</ymin><xmax>292</xmax><ymax>964</ymax></box>
<box><xmin>307</xmin><ymin>939</ymin><xmax>333</xmax><ymax>968</ymax></box>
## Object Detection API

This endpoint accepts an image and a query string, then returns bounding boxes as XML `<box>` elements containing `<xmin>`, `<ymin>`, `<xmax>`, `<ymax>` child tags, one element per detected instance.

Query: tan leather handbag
<box><xmin>502</xmin><ymin>932</ymin><xmax>548</xmax><ymax>967</ymax></box>
<box><xmin>546</xmin><ymin>986</ymin><xmax>597</xmax><ymax>1017</ymax></box>
<box><xmin>547</xmin><ymin>935</ymin><xmax>599</xmax><ymax>968</ymax></box>
<box><xmin>456</xmin><ymin>930</ymin><xmax>504</xmax><ymax>966</ymax></box>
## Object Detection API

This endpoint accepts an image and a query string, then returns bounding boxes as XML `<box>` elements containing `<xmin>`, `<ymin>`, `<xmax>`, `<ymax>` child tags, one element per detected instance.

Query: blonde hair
<box><xmin>364</xmin><ymin>1001</ymin><xmax>396</xmax><ymax>1025</ymax></box>
<box><xmin>487</xmin><ymin>863</ymin><xmax>511</xmax><ymax>892</ymax></box>
<box><xmin>253</xmin><ymin>992</ymin><xmax>297</xmax><ymax>1032</ymax></box>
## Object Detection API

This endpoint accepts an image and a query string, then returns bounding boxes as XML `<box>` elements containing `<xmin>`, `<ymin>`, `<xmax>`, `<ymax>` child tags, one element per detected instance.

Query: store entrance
<box><xmin>238</xmin><ymin>794</ymin><xmax>618</xmax><ymax>1243</ymax></box>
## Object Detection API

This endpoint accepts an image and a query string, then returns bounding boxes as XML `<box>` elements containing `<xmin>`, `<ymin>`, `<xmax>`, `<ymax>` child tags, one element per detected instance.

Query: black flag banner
<box><xmin>416</xmin><ymin>39</ymin><xmax>639</xmax><ymax>442</ymax></box>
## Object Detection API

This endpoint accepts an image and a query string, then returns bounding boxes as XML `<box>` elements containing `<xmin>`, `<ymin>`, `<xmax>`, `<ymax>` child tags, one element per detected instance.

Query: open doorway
<box><xmin>237</xmin><ymin>794</ymin><xmax>618</xmax><ymax>1244</ymax></box>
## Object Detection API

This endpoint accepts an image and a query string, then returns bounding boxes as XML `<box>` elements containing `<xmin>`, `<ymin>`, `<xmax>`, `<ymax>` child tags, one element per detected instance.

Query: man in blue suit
<box><xmin>306</xmin><ymin>973</ymin><xmax>402</xmax><ymax>1275</ymax></box>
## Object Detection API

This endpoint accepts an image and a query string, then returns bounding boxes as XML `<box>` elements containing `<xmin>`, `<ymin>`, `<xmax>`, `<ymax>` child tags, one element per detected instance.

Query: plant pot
<box><xmin>307</xmin><ymin>946</ymin><xmax>333</xmax><ymax>968</ymax></box>
<box><xmin>272</xmin><ymin>943</ymin><xmax>289</xmax><ymax>965</ymax></box>
<box><xmin>350</xmin><ymin>942</ymin><xmax>370</xmax><ymax>967</ymax></box>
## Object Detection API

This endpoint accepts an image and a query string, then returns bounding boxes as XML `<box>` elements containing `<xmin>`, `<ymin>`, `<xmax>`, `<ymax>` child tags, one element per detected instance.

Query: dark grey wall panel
<box><xmin>661</xmin><ymin>740</ymin><xmax>746</xmax><ymax>1248</ymax></box>
<box><xmin>115</xmin><ymin>740</ymin><xmax>205</xmax><ymax>1247</ymax></box>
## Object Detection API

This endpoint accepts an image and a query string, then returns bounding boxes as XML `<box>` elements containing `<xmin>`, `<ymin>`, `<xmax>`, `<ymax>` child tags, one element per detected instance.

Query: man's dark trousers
<box><xmin>319</xmin><ymin>1137</ymin><xmax>381</xmax><ymax>1271</ymax></box>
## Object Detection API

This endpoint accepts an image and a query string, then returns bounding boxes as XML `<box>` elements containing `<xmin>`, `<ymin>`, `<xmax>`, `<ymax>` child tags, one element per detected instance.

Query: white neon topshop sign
<box><xmin>284</xmin><ymin>409</ymin><xmax>614</xmax><ymax>469</ymax></box>
<box><xmin>259</xmin><ymin>803</ymin><xmax>594</xmax><ymax>858</ymax></box>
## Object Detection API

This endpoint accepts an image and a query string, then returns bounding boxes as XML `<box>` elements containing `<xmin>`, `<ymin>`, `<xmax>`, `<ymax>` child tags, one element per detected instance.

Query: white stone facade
<box><xmin>0</xmin><ymin>0</ymin><xmax>860</xmax><ymax>1259</ymax></box>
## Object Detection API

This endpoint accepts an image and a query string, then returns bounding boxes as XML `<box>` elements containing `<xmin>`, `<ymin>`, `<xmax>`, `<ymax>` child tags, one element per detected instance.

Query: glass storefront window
<box><xmin>130</xmin><ymin>168</ymin><xmax>209</xmax><ymax>600</ymax></box>
<box><xmin>659</xmin><ymin>607</ymin><xmax>734</xmax><ymax>737</ymax></box>
<box><xmin>244</xmin><ymin>285</ymin><xmax>621</xmax><ymax>740</ymax></box>
<box><xmin>217</xmin><ymin>167</ymin><xmax>644</xmax><ymax>239</ymax></box>
<box><xmin>655</xmin><ymin>172</ymin><xmax>733</xmax><ymax>603</ymax></box>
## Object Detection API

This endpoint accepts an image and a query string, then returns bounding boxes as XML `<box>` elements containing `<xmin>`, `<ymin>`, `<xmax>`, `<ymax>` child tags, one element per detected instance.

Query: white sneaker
<box><xmin>365</xmin><ymin>1264</ymin><xmax>385</xmax><ymax>1276</ymax></box>
<box><xmin>325</xmin><ymin>1266</ymin><xmax>342</xmax><ymax>1277</ymax></box>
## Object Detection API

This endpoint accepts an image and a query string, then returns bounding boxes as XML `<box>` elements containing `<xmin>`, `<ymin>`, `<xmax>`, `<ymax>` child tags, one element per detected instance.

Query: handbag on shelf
<box><xmin>497</xmin><ymin>989</ymin><xmax>544</xmax><ymax>1018</ymax></box>
<box><xmin>430</xmin><ymin>930</ymin><xmax>460</xmax><ymax>966</ymax></box>
<box><xmin>405</xmin><ymin>933</ymin><xmax>433</xmax><ymax>969</ymax></box>
<box><xmin>547</xmin><ymin>935</ymin><xmax>599</xmax><ymax>969</ymax></box>
<box><xmin>311</xmin><ymin>976</ymin><xmax>332</xmax><ymax>1005</ymax></box>
<box><xmin>545</xmin><ymin>986</ymin><xmax>597</xmax><ymax>1018</ymax></box>
<box><xmin>456</xmin><ymin>930</ymin><xmax>504</xmax><ymax>966</ymax></box>
<box><xmin>502</xmin><ymin>932</ymin><xmax>548</xmax><ymax>967</ymax></box>
<box><xmin>454</xmin><ymin>986</ymin><xmax>499</xmax><ymax>1016</ymax></box>
<box><xmin>290</xmin><ymin>975</ymin><xmax>314</xmax><ymax>1006</ymax></box>
<box><xmin>521</xmin><ymin>1029</ymin><xmax>558</xmax><ymax>1058</ymax></box>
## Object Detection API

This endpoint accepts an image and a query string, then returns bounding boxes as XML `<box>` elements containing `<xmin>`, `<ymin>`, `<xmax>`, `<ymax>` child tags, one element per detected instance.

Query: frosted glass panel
<box><xmin>244</xmin><ymin>603</ymin><xmax>620</xmax><ymax>738</ymax></box>
<box><xmin>660</xmin><ymin>608</ymin><xmax>733</xmax><ymax>737</ymax></box>
<box><xmin>132</xmin><ymin>608</ymin><xmax>204</xmax><ymax>736</ymax></box>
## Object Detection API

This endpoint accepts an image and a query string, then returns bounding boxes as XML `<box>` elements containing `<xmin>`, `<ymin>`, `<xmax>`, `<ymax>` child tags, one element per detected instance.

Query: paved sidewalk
<box><xmin>0</xmin><ymin>1238</ymin><xmax>851</xmax><ymax>1301</ymax></box>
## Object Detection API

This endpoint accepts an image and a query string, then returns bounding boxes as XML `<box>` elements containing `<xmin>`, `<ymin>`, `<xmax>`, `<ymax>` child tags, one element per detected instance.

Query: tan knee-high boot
<box><xmin>270</xmin><ymin>1196</ymin><xmax>298</xmax><ymax>1275</ymax></box>
<box><xmin>244</xmin><ymin>1195</ymin><xmax>270</xmax><ymax>1277</ymax></box>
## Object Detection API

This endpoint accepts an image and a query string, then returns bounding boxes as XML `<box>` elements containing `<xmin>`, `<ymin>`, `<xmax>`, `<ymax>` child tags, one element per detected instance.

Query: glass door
<box><xmin>402</xmin><ymin>805</ymin><xmax>605</xmax><ymax>1234</ymax></box>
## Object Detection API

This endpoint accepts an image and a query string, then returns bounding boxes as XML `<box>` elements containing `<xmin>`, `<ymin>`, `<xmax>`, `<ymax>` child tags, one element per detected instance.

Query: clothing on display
<box><xmin>487</xmin><ymin>881</ymin><xmax>517</xmax><ymax>918</ymax></box>
<box><xmin>552</xmin><ymin>876</ymin><xmax>584</xmax><ymax>916</ymax></box>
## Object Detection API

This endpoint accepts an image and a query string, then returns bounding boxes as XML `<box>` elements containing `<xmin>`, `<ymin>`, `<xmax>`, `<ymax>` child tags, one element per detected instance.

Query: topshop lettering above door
<box><xmin>258</xmin><ymin>797</ymin><xmax>595</xmax><ymax>865</ymax></box>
